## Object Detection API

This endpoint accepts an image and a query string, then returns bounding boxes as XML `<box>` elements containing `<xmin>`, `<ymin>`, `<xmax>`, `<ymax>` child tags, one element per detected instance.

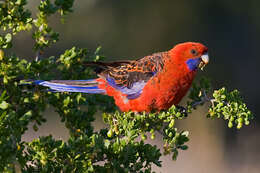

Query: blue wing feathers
<box><xmin>32</xmin><ymin>75</ymin><xmax>149</xmax><ymax>99</ymax></box>
<box><xmin>106</xmin><ymin>77</ymin><xmax>146</xmax><ymax>99</ymax></box>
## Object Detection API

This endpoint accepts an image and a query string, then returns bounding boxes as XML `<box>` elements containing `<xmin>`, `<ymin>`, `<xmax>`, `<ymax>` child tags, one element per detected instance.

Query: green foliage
<box><xmin>208</xmin><ymin>88</ymin><xmax>253</xmax><ymax>129</ymax></box>
<box><xmin>0</xmin><ymin>0</ymin><xmax>32</xmax><ymax>49</ymax></box>
<box><xmin>0</xmin><ymin>1</ymin><xmax>254</xmax><ymax>172</ymax></box>
<box><xmin>103</xmin><ymin>106</ymin><xmax>189</xmax><ymax>162</ymax></box>
<box><xmin>187</xmin><ymin>78</ymin><xmax>253</xmax><ymax>129</ymax></box>
<box><xmin>34</xmin><ymin>0</ymin><xmax>74</xmax><ymax>50</ymax></box>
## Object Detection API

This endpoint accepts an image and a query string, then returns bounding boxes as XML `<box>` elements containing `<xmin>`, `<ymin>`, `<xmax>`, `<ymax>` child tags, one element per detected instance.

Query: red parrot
<box><xmin>34</xmin><ymin>42</ymin><xmax>209</xmax><ymax>112</ymax></box>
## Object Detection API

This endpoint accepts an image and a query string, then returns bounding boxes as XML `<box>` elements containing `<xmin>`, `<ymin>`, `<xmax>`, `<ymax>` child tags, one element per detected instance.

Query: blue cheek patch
<box><xmin>186</xmin><ymin>58</ymin><xmax>201</xmax><ymax>71</ymax></box>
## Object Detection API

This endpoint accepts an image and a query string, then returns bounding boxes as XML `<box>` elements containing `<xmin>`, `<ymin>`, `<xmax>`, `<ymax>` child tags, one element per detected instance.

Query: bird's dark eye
<box><xmin>190</xmin><ymin>49</ymin><xmax>197</xmax><ymax>55</ymax></box>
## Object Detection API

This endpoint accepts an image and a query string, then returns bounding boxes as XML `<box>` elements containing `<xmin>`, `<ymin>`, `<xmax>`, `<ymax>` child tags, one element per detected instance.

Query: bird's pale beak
<box><xmin>199</xmin><ymin>53</ymin><xmax>209</xmax><ymax>70</ymax></box>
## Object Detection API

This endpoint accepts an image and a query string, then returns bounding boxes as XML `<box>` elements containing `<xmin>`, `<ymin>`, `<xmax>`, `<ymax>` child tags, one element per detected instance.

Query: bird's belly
<box><xmin>122</xmin><ymin>72</ymin><xmax>195</xmax><ymax>112</ymax></box>
<box><xmin>105</xmin><ymin>70</ymin><xmax>196</xmax><ymax>112</ymax></box>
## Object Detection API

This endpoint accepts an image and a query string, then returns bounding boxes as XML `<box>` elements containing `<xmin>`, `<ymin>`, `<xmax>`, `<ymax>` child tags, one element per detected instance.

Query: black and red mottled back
<box><xmin>90</xmin><ymin>52</ymin><xmax>167</xmax><ymax>89</ymax></box>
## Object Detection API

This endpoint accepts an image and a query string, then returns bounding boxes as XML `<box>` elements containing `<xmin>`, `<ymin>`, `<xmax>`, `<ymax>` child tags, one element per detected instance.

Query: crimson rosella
<box><xmin>33</xmin><ymin>42</ymin><xmax>209</xmax><ymax>112</ymax></box>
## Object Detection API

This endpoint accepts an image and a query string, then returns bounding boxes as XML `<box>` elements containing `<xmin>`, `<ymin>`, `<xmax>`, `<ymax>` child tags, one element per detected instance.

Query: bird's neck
<box><xmin>165</xmin><ymin>51</ymin><xmax>197</xmax><ymax>80</ymax></box>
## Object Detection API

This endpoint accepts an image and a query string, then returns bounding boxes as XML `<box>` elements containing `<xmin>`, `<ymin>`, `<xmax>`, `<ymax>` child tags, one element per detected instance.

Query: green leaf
<box><xmin>5</xmin><ymin>33</ymin><xmax>12</xmax><ymax>43</ymax></box>
<box><xmin>0</xmin><ymin>101</ymin><xmax>9</xmax><ymax>109</ymax></box>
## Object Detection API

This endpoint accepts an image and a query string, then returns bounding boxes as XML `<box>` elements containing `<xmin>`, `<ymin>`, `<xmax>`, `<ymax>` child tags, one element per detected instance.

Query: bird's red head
<box><xmin>169</xmin><ymin>42</ymin><xmax>209</xmax><ymax>71</ymax></box>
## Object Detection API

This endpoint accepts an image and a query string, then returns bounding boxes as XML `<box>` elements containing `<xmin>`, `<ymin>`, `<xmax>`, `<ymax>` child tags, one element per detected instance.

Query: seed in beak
<box><xmin>199</xmin><ymin>53</ymin><xmax>209</xmax><ymax>70</ymax></box>
<box><xmin>201</xmin><ymin>53</ymin><xmax>209</xmax><ymax>64</ymax></box>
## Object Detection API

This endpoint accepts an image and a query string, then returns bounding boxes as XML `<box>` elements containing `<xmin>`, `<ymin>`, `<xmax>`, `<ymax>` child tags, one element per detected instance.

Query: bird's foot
<box><xmin>175</xmin><ymin>105</ymin><xmax>188</xmax><ymax>118</ymax></box>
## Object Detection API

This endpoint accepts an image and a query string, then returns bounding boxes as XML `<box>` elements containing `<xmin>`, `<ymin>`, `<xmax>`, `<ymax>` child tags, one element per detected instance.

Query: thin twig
<box><xmin>191</xmin><ymin>90</ymin><xmax>213</xmax><ymax>108</ymax></box>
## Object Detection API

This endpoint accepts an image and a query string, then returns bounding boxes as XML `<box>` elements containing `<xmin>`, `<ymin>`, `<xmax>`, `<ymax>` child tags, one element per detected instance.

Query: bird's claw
<box><xmin>175</xmin><ymin>105</ymin><xmax>188</xmax><ymax>118</ymax></box>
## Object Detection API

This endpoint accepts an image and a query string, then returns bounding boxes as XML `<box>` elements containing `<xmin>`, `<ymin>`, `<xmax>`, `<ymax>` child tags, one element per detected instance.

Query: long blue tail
<box><xmin>33</xmin><ymin>79</ymin><xmax>105</xmax><ymax>94</ymax></box>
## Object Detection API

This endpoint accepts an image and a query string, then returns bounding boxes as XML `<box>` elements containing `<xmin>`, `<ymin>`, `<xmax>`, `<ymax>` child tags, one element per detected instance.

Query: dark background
<box><xmin>15</xmin><ymin>0</ymin><xmax>260</xmax><ymax>172</ymax></box>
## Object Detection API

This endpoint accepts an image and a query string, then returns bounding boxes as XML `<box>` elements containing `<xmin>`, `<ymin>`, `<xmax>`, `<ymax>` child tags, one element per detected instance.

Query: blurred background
<box><xmin>17</xmin><ymin>0</ymin><xmax>260</xmax><ymax>172</ymax></box>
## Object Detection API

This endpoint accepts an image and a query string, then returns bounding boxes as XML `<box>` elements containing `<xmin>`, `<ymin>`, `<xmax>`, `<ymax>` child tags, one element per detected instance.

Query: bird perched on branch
<box><xmin>33</xmin><ymin>42</ymin><xmax>209</xmax><ymax>112</ymax></box>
